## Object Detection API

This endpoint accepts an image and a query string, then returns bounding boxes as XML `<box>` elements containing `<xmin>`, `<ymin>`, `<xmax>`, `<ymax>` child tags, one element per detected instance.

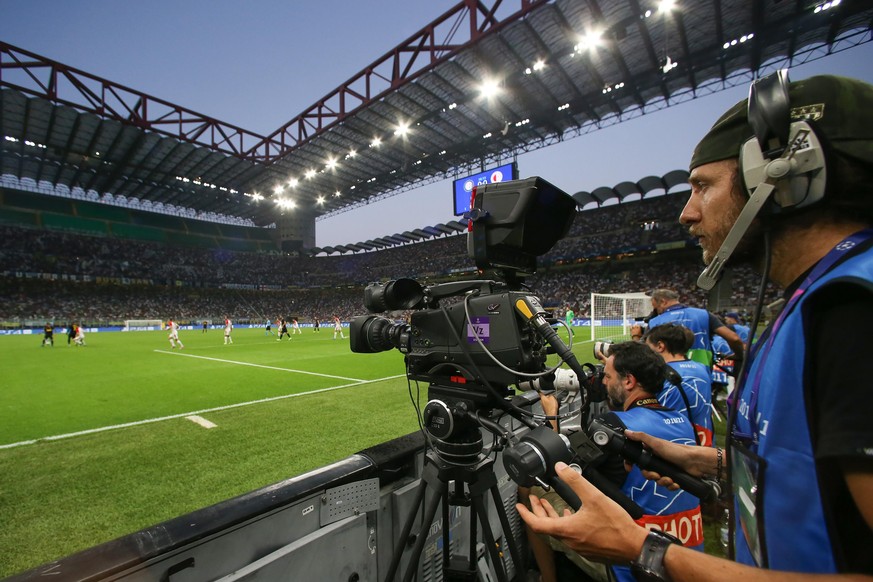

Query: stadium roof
<box><xmin>1</xmin><ymin>0</ymin><xmax>871</xmax><ymax>228</ymax></box>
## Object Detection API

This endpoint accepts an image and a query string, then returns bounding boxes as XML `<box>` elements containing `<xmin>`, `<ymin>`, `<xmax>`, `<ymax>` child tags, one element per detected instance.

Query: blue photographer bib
<box><xmin>649</xmin><ymin>305</ymin><xmax>714</xmax><ymax>367</ymax></box>
<box><xmin>604</xmin><ymin>401</ymin><xmax>703</xmax><ymax>582</ymax></box>
<box><xmin>733</xmin><ymin>230</ymin><xmax>873</xmax><ymax>571</ymax></box>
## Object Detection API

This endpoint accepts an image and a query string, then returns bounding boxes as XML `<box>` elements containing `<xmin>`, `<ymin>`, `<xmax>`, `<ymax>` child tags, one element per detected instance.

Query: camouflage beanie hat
<box><xmin>690</xmin><ymin>74</ymin><xmax>873</xmax><ymax>171</ymax></box>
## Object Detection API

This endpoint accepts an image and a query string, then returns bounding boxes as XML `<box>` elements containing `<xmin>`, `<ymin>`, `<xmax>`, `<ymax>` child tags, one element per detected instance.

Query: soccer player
<box><xmin>74</xmin><ymin>323</ymin><xmax>87</xmax><ymax>347</ymax></box>
<box><xmin>42</xmin><ymin>322</ymin><xmax>54</xmax><ymax>347</ymax></box>
<box><xmin>277</xmin><ymin>318</ymin><xmax>290</xmax><ymax>341</ymax></box>
<box><xmin>167</xmin><ymin>318</ymin><xmax>183</xmax><ymax>349</ymax></box>
<box><xmin>292</xmin><ymin>317</ymin><xmax>302</xmax><ymax>334</ymax></box>
<box><xmin>332</xmin><ymin>316</ymin><xmax>345</xmax><ymax>339</ymax></box>
<box><xmin>223</xmin><ymin>317</ymin><xmax>233</xmax><ymax>345</ymax></box>
<box><xmin>264</xmin><ymin>318</ymin><xmax>273</xmax><ymax>336</ymax></box>
<box><xmin>564</xmin><ymin>305</ymin><xmax>575</xmax><ymax>337</ymax></box>
<box><xmin>313</xmin><ymin>317</ymin><xmax>320</xmax><ymax>332</ymax></box>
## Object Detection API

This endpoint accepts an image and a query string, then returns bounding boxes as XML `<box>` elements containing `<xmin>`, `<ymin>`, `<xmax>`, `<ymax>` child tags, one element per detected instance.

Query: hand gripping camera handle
<box><xmin>591</xmin><ymin>420</ymin><xmax>719</xmax><ymax>502</ymax></box>
<box><xmin>579</xmin><ymin>465</ymin><xmax>644</xmax><ymax>519</ymax></box>
<box><xmin>545</xmin><ymin>473</ymin><xmax>583</xmax><ymax>511</ymax></box>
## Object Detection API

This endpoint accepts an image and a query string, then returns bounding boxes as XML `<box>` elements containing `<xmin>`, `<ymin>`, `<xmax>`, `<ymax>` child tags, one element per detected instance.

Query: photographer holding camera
<box><xmin>644</xmin><ymin>323</ymin><xmax>714</xmax><ymax>447</ymax></box>
<box><xmin>647</xmin><ymin>289</ymin><xmax>744</xmax><ymax>369</ymax></box>
<box><xmin>517</xmin><ymin>74</ymin><xmax>873</xmax><ymax>579</ymax></box>
<box><xmin>523</xmin><ymin>341</ymin><xmax>703</xmax><ymax>582</ymax></box>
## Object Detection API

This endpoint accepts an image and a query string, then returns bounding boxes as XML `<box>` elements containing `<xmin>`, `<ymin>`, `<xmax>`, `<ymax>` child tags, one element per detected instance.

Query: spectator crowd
<box><xmin>0</xmin><ymin>191</ymin><xmax>779</xmax><ymax>327</ymax></box>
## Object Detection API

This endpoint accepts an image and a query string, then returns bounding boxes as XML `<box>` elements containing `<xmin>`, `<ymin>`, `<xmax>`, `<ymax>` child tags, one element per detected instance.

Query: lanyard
<box><xmin>735</xmin><ymin>228</ymin><xmax>873</xmax><ymax>442</ymax></box>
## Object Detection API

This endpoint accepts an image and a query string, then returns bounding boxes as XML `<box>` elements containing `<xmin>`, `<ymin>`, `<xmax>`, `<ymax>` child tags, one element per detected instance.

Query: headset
<box><xmin>697</xmin><ymin>69</ymin><xmax>829</xmax><ymax>290</ymax></box>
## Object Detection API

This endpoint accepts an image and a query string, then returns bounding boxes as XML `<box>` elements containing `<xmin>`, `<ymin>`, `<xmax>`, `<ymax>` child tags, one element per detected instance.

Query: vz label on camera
<box><xmin>467</xmin><ymin>317</ymin><xmax>490</xmax><ymax>344</ymax></box>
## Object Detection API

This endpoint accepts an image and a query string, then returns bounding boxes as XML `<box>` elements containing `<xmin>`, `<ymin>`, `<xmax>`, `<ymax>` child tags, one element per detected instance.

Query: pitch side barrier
<box><xmin>6</xmin><ymin>414</ymin><xmax>531</xmax><ymax>581</ymax></box>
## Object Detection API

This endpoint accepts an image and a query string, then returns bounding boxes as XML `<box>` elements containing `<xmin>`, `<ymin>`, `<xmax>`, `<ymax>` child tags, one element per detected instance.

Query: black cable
<box><xmin>724</xmin><ymin>227</ymin><xmax>772</xmax><ymax>560</ymax></box>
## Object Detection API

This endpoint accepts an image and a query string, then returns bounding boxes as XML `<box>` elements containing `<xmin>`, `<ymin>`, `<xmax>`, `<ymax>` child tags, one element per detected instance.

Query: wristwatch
<box><xmin>630</xmin><ymin>529</ymin><xmax>680</xmax><ymax>581</ymax></box>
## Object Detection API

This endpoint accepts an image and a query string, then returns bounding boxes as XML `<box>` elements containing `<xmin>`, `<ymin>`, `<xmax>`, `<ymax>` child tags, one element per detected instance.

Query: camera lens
<box><xmin>349</xmin><ymin>315</ymin><xmax>409</xmax><ymax>353</ymax></box>
<box><xmin>363</xmin><ymin>278</ymin><xmax>424</xmax><ymax>313</ymax></box>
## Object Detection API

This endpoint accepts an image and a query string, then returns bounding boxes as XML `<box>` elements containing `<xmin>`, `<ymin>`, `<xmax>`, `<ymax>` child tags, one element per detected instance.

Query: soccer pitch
<box><xmin>0</xmin><ymin>326</ymin><xmax>425</xmax><ymax>578</ymax></box>
<box><xmin>0</xmin><ymin>323</ymin><xmax>597</xmax><ymax>577</ymax></box>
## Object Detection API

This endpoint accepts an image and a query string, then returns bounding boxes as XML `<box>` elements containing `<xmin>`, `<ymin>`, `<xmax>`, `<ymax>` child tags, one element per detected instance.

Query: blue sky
<box><xmin>2</xmin><ymin>1</ymin><xmax>871</xmax><ymax>247</ymax></box>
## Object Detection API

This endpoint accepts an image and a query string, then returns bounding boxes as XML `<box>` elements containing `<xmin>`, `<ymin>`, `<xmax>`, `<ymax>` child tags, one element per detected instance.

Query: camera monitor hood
<box><xmin>466</xmin><ymin>176</ymin><xmax>577</xmax><ymax>277</ymax></box>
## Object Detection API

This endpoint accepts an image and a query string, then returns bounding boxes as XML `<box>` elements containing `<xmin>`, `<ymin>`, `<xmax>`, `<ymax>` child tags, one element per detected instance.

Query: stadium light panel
<box><xmin>478</xmin><ymin>78</ymin><xmax>502</xmax><ymax>100</ymax></box>
<box><xmin>658</xmin><ymin>0</ymin><xmax>676</xmax><ymax>13</ymax></box>
<box><xmin>575</xmin><ymin>29</ymin><xmax>603</xmax><ymax>52</ymax></box>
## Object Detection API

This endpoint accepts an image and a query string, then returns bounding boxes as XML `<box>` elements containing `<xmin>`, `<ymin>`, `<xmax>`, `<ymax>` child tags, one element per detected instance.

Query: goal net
<box><xmin>123</xmin><ymin>319</ymin><xmax>164</xmax><ymax>332</ymax></box>
<box><xmin>590</xmin><ymin>292</ymin><xmax>651</xmax><ymax>341</ymax></box>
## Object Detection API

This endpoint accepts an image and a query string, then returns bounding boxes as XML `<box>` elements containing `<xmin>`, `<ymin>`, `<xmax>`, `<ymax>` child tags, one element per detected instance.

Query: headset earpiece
<box><xmin>739</xmin><ymin>121</ymin><xmax>827</xmax><ymax>213</ymax></box>
<box><xmin>697</xmin><ymin>70</ymin><xmax>828</xmax><ymax>290</ymax></box>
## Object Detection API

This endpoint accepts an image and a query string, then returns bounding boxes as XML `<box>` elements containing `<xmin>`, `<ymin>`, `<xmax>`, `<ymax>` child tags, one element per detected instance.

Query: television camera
<box><xmin>349</xmin><ymin>177</ymin><xmax>710</xmax><ymax>582</ymax></box>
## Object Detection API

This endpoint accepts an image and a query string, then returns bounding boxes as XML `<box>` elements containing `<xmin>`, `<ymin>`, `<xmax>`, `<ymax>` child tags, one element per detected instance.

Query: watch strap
<box><xmin>630</xmin><ymin>529</ymin><xmax>680</xmax><ymax>581</ymax></box>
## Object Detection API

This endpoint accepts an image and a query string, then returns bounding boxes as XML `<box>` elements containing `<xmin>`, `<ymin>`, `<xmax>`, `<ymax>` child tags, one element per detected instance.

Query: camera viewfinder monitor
<box><xmin>453</xmin><ymin>162</ymin><xmax>518</xmax><ymax>216</ymax></box>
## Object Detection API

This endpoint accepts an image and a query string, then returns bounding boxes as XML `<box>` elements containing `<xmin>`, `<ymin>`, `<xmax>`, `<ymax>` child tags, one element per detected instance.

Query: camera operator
<box><xmin>517</xmin><ymin>74</ymin><xmax>873</xmax><ymax>579</ymax></box>
<box><xmin>523</xmin><ymin>341</ymin><xmax>704</xmax><ymax>582</ymax></box>
<box><xmin>644</xmin><ymin>323</ymin><xmax>714</xmax><ymax>447</ymax></box>
<box><xmin>647</xmin><ymin>289</ymin><xmax>744</xmax><ymax>368</ymax></box>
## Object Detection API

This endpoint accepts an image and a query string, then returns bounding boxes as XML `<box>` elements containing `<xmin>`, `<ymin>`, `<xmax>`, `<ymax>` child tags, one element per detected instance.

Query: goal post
<box><xmin>123</xmin><ymin>319</ymin><xmax>164</xmax><ymax>332</ymax></box>
<box><xmin>590</xmin><ymin>292</ymin><xmax>651</xmax><ymax>341</ymax></box>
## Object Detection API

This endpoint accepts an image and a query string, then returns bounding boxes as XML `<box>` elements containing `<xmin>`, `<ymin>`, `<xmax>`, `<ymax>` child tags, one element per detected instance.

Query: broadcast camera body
<box><xmin>350</xmin><ymin>176</ymin><xmax>576</xmax><ymax>401</ymax></box>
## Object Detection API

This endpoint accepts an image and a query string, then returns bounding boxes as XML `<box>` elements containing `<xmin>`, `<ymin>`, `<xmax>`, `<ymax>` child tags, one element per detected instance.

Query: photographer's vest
<box><xmin>662</xmin><ymin>360</ymin><xmax>714</xmax><ymax>447</ymax></box>
<box><xmin>648</xmin><ymin>305</ymin><xmax>714</xmax><ymax>367</ymax></box>
<box><xmin>733</xmin><ymin>231</ymin><xmax>873</xmax><ymax>572</ymax></box>
<box><xmin>604</xmin><ymin>401</ymin><xmax>704</xmax><ymax>582</ymax></box>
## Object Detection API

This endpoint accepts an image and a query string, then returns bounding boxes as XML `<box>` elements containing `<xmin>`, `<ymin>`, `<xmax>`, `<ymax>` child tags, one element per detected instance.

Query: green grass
<box><xmin>0</xmin><ymin>327</ymin><xmax>420</xmax><ymax>577</ymax></box>
<box><xmin>0</xmin><ymin>325</ymin><xmax>724</xmax><ymax>577</ymax></box>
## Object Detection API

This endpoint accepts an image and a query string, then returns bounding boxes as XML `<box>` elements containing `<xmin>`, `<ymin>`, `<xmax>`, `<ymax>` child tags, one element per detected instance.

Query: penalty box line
<box><xmin>153</xmin><ymin>349</ymin><xmax>366</xmax><ymax>382</ymax></box>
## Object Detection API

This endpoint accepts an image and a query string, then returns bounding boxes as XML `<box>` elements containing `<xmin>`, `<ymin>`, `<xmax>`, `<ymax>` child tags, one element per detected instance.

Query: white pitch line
<box><xmin>0</xmin><ymin>374</ymin><xmax>406</xmax><ymax>450</ymax></box>
<box><xmin>153</xmin><ymin>349</ymin><xmax>365</xmax><ymax>382</ymax></box>
<box><xmin>186</xmin><ymin>415</ymin><xmax>217</xmax><ymax>429</ymax></box>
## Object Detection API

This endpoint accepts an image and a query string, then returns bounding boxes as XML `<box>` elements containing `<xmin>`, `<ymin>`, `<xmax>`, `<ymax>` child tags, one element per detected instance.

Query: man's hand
<box><xmin>624</xmin><ymin>430</ymin><xmax>718</xmax><ymax>489</ymax></box>
<box><xmin>516</xmin><ymin>462</ymin><xmax>648</xmax><ymax>563</ymax></box>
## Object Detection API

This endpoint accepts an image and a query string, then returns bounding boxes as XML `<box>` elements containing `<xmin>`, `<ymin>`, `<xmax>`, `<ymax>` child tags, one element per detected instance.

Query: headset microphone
<box><xmin>697</xmin><ymin>71</ymin><xmax>828</xmax><ymax>291</ymax></box>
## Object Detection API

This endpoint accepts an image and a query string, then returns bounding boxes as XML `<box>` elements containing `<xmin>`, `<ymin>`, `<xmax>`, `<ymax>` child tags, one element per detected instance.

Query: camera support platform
<box><xmin>384</xmin><ymin>437</ymin><xmax>524</xmax><ymax>582</ymax></box>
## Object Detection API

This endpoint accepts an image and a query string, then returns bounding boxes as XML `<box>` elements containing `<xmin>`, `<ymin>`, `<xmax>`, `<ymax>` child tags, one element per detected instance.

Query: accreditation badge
<box><xmin>731</xmin><ymin>438</ymin><xmax>768</xmax><ymax>567</ymax></box>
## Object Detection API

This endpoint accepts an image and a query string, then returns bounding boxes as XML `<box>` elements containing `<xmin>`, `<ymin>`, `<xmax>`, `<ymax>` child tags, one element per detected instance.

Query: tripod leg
<box><xmin>490</xmin><ymin>484</ymin><xmax>525</xmax><ymax>578</ymax></box>
<box><xmin>470</xmin><ymin>493</ymin><xmax>508</xmax><ymax>582</ymax></box>
<box><xmin>384</xmin><ymin>475</ymin><xmax>429</xmax><ymax>582</ymax></box>
<box><xmin>401</xmin><ymin>477</ymin><xmax>447</xmax><ymax>582</ymax></box>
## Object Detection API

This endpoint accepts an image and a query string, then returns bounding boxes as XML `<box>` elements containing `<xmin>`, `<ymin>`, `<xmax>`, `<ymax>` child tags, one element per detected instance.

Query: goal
<box><xmin>590</xmin><ymin>292</ymin><xmax>651</xmax><ymax>341</ymax></box>
<box><xmin>123</xmin><ymin>319</ymin><xmax>164</xmax><ymax>332</ymax></box>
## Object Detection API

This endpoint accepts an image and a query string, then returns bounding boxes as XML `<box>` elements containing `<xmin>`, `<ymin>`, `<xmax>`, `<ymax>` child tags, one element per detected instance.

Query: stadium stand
<box><xmin>0</xmin><ymin>182</ymin><xmax>779</xmax><ymax>328</ymax></box>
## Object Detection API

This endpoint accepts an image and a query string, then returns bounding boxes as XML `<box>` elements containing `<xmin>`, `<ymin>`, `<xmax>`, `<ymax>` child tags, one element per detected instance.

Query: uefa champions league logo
<box><xmin>836</xmin><ymin>240</ymin><xmax>857</xmax><ymax>252</ymax></box>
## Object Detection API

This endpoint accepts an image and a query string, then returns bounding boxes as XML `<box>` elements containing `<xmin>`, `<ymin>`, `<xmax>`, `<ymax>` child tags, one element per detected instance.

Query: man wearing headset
<box><xmin>518</xmin><ymin>73</ymin><xmax>873</xmax><ymax>579</ymax></box>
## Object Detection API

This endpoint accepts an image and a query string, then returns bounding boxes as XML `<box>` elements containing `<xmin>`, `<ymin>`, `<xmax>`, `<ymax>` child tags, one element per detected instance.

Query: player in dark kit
<box><xmin>277</xmin><ymin>318</ymin><xmax>291</xmax><ymax>341</ymax></box>
<box><xmin>42</xmin><ymin>322</ymin><xmax>54</xmax><ymax>347</ymax></box>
